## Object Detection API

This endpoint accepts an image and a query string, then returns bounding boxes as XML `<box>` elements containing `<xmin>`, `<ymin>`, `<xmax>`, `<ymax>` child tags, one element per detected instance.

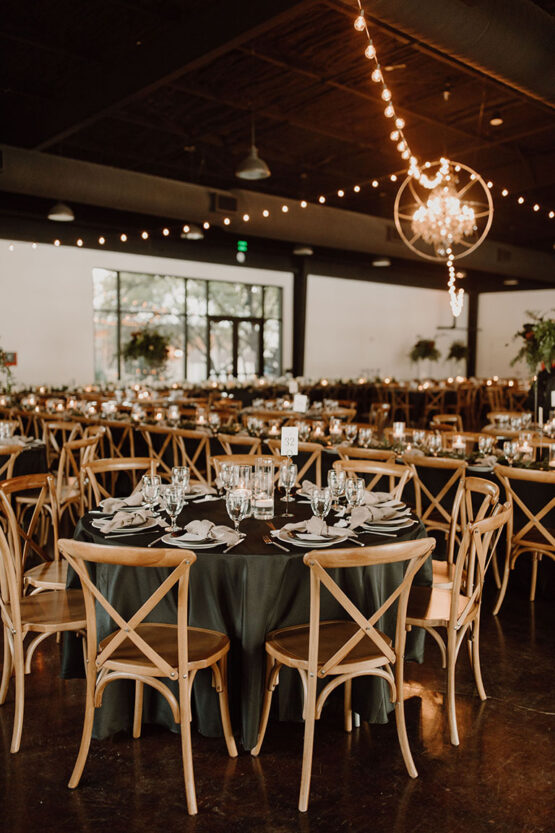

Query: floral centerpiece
<box><xmin>511</xmin><ymin>312</ymin><xmax>555</xmax><ymax>373</ymax></box>
<box><xmin>447</xmin><ymin>341</ymin><xmax>468</xmax><ymax>363</ymax></box>
<box><xmin>122</xmin><ymin>328</ymin><xmax>170</xmax><ymax>378</ymax></box>
<box><xmin>409</xmin><ymin>338</ymin><xmax>441</xmax><ymax>363</ymax></box>
<box><xmin>0</xmin><ymin>345</ymin><xmax>14</xmax><ymax>394</ymax></box>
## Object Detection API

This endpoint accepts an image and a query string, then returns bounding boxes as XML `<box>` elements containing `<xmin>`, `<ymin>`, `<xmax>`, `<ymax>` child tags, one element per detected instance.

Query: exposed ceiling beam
<box><xmin>19</xmin><ymin>0</ymin><xmax>319</xmax><ymax>151</ymax></box>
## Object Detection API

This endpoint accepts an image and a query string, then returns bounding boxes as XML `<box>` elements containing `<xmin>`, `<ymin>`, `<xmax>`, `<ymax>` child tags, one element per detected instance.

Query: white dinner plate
<box><xmin>161</xmin><ymin>531</ymin><xmax>227</xmax><ymax>549</ymax></box>
<box><xmin>92</xmin><ymin>518</ymin><xmax>159</xmax><ymax>534</ymax></box>
<box><xmin>362</xmin><ymin>518</ymin><xmax>417</xmax><ymax>532</ymax></box>
<box><xmin>278</xmin><ymin>529</ymin><xmax>349</xmax><ymax>548</ymax></box>
<box><xmin>467</xmin><ymin>464</ymin><xmax>493</xmax><ymax>472</ymax></box>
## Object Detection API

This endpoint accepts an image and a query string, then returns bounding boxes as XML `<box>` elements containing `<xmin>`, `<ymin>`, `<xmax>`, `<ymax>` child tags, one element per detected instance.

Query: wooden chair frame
<box><xmin>404</xmin><ymin>454</ymin><xmax>467</xmax><ymax>537</ymax></box>
<box><xmin>58</xmin><ymin>539</ymin><xmax>237</xmax><ymax>815</ymax></box>
<box><xmin>41</xmin><ymin>419</ymin><xmax>83</xmax><ymax>468</ymax></box>
<box><xmin>493</xmin><ymin>464</ymin><xmax>555</xmax><ymax>612</ymax></box>
<box><xmin>336</xmin><ymin>446</ymin><xmax>396</xmax><ymax>464</ymax></box>
<box><xmin>406</xmin><ymin>504</ymin><xmax>511</xmax><ymax>745</ymax></box>
<box><xmin>0</xmin><ymin>445</ymin><xmax>22</xmax><ymax>481</ymax></box>
<box><xmin>252</xmin><ymin>538</ymin><xmax>435</xmax><ymax>812</ymax></box>
<box><xmin>333</xmin><ymin>459</ymin><xmax>413</xmax><ymax>501</ymax></box>
<box><xmin>103</xmin><ymin>421</ymin><xmax>136</xmax><ymax>459</ymax></box>
<box><xmin>83</xmin><ymin>457</ymin><xmax>156</xmax><ymax>506</ymax></box>
<box><xmin>216</xmin><ymin>432</ymin><xmax>262</xmax><ymax>456</ymax></box>
<box><xmin>430</xmin><ymin>414</ymin><xmax>463</xmax><ymax>432</ymax></box>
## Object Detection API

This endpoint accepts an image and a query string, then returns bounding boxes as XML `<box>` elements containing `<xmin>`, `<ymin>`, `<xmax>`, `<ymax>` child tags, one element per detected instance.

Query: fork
<box><xmin>263</xmin><ymin>534</ymin><xmax>290</xmax><ymax>552</ymax></box>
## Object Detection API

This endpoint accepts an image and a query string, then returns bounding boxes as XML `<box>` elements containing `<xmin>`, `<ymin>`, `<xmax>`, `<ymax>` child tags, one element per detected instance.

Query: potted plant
<box><xmin>409</xmin><ymin>338</ymin><xmax>441</xmax><ymax>378</ymax></box>
<box><xmin>122</xmin><ymin>328</ymin><xmax>170</xmax><ymax>379</ymax></box>
<box><xmin>447</xmin><ymin>340</ymin><xmax>468</xmax><ymax>374</ymax></box>
<box><xmin>511</xmin><ymin>311</ymin><xmax>555</xmax><ymax>418</ymax></box>
<box><xmin>0</xmin><ymin>345</ymin><xmax>14</xmax><ymax>394</ymax></box>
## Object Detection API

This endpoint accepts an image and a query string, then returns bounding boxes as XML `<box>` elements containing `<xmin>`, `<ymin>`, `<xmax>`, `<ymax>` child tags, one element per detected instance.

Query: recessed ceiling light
<box><xmin>489</xmin><ymin>112</ymin><xmax>504</xmax><ymax>126</ymax></box>
<box><xmin>503</xmin><ymin>279</ymin><xmax>519</xmax><ymax>285</ymax></box>
<box><xmin>372</xmin><ymin>257</ymin><xmax>391</xmax><ymax>267</ymax></box>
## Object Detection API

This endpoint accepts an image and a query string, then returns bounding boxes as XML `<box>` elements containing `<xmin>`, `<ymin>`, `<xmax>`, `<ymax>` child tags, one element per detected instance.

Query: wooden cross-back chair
<box><xmin>422</xmin><ymin>389</ymin><xmax>446</xmax><ymax>425</ymax></box>
<box><xmin>0</xmin><ymin>418</ymin><xmax>24</xmax><ymax>438</ymax></box>
<box><xmin>58</xmin><ymin>539</ymin><xmax>236</xmax><ymax>815</ymax></box>
<box><xmin>1</xmin><ymin>473</ymin><xmax>67</xmax><ymax>593</ymax></box>
<box><xmin>332</xmin><ymin>459</ymin><xmax>413</xmax><ymax>501</ymax></box>
<box><xmin>216</xmin><ymin>432</ymin><xmax>262</xmax><ymax>456</ymax></box>
<box><xmin>486</xmin><ymin>385</ymin><xmax>506</xmax><ymax>412</ymax></box>
<box><xmin>507</xmin><ymin>388</ymin><xmax>528</xmax><ymax>411</ymax></box>
<box><xmin>251</xmin><ymin>537</ymin><xmax>435</xmax><ymax>812</ymax></box>
<box><xmin>434</xmin><ymin>475</ymin><xmax>500</xmax><ymax>589</ymax></box>
<box><xmin>390</xmin><ymin>387</ymin><xmax>412</xmax><ymax>425</ymax></box>
<box><xmin>403</xmin><ymin>453</ymin><xmax>467</xmax><ymax>541</ymax></box>
<box><xmin>102</xmin><ymin>420</ymin><xmax>136</xmax><ymax>459</ymax></box>
<box><xmin>56</xmin><ymin>435</ymin><xmax>101</xmax><ymax>519</ymax></box>
<box><xmin>0</xmin><ymin>445</ymin><xmax>22</xmax><ymax>481</ymax></box>
<box><xmin>430</xmin><ymin>414</ymin><xmax>463</xmax><ymax>432</ymax></box>
<box><xmin>406</xmin><ymin>503</ymin><xmax>511</xmax><ymax>746</ymax></box>
<box><xmin>83</xmin><ymin>424</ymin><xmax>109</xmax><ymax>457</ymax></box>
<box><xmin>174</xmin><ymin>428</ymin><xmax>211</xmax><ymax>485</ymax></box>
<box><xmin>369</xmin><ymin>402</ymin><xmax>391</xmax><ymax>432</ymax></box>
<box><xmin>139</xmin><ymin>424</ymin><xmax>185</xmax><ymax>482</ymax></box>
<box><xmin>493</xmin><ymin>465</ymin><xmax>555</xmax><ymax>613</ymax></box>
<box><xmin>83</xmin><ymin>457</ymin><xmax>156</xmax><ymax>507</ymax></box>
<box><xmin>337</xmin><ymin>446</ymin><xmax>396</xmax><ymax>463</ymax></box>
<box><xmin>41</xmin><ymin>419</ymin><xmax>83</xmax><ymax>469</ymax></box>
<box><xmin>0</xmin><ymin>505</ymin><xmax>86</xmax><ymax>753</ymax></box>
<box><xmin>266</xmin><ymin>439</ymin><xmax>323</xmax><ymax>487</ymax></box>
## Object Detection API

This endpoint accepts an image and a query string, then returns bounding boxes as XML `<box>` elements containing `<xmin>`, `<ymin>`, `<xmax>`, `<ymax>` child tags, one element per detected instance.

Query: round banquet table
<box><xmin>63</xmin><ymin>494</ymin><xmax>432</xmax><ymax>751</ymax></box>
<box><xmin>0</xmin><ymin>440</ymin><xmax>47</xmax><ymax>479</ymax></box>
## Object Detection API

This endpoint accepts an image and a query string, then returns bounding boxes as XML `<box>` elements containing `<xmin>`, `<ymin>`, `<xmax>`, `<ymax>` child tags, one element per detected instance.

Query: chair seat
<box><xmin>6</xmin><ymin>589</ymin><xmax>86</xmax><ymax>631</ymax></box>
<box><xmin>406</xmin><ymin>585</ymin><xmax>471</xmax><ymax>628</ymax></box>
<box><xmin>432</xmin><ymin>559</ymin><xmax>453</xmax><ymax>587</ymax></box>
<box><xmin>24</xmin><ymin>559</ymin><xmax>68</xmax><ymax>590</ymax></box>
<box><xmin>266</xmin><ymin>619</ymin><xmax>392</xmax><ymax>671</ymax></box>
<box><xmin>98</xmin><ymin>623</ymin><xmax>229</xmax><ymax>674</ymax></box>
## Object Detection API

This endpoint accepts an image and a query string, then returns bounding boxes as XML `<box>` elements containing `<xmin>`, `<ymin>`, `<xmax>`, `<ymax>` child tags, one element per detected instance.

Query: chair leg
<box><xmin>343</xmin><ymin>678</ymin><xmax>352</xmax><ymax>733</ymax></box>
<box><xmin>10</xmin><ymin>633</ymin><xmax>25</xmax><ymax>753</ymax></box>
<box><xmin>492</xmin><ymin>548</ymin><xmax>511</xmax><ymax>616</ymax></box>
<box><xmin>491</xmin><ymin>550</ymin><xmax>501</xmax><ymax>589</ymax></box>
<box><xmin>214</xmin><ymin>656</ymin><xmax>237</xmax><ymax>758</ymax></box>
<box><xmin>178</xmin><ymin>674</ymin><xmax>198</xmax><ymax>816</ymax></box>
<box><xmin>132</xmin><ymin>681</ymin><xmax>144</xmax><ymax>739</ymax></box>
<box><xmin>298</xmin><ymin>672</ymin><xmax>318</xmax><ymax>813</ymax></box>
<box><xmin>470</xmin><ymin>618</ymin><xmax>486</xmax><ymax>702</ymax></box>
<box><xmin>68</xmin><ymin>666</ymin><xmax>96</xmax><ymax>788</ymax></box>
<box><xmin>0</xmin><ymin>626</ymin><xmax>13</xmax><ymax>705</ymax></box>
<box><xmin>446</xmin><ymin>632</ymin><xmax>459</xmax><ymax>746</ymax></box>
<box><xmin>530</xmin><ymin>553</ymin><xmax>539</xmax><ymax>602</ymax></box>
<box><xmin>394</xmin><ymin>656</ymin><xmax>418</xmax><ymax>778</ymax></box>
<box><xmin>251</xmin><ymin>655</ymin><xmax>279</xmax><ymax>757</ymax></box>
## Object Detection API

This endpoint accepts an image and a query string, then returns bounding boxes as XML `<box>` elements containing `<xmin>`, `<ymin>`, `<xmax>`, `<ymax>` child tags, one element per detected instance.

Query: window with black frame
<box><xmin>92</xmin><ymin>268</ymin><xmax>283</xmax><ymax>383</ymax></box>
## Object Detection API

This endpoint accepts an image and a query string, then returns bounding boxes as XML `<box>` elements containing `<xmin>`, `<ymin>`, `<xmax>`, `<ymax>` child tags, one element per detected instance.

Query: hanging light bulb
<box><xmin>395</xmin><ymin>117</ymin><xmax>405</xmax><ymax>129</ymax></box>
<box><xmin>371</xmin><ymin>68</ymin><xmax>383</xmax><ymax>83</ymax></box>
<box><xmin>354</xmin><ymin>13</ymin><xmax>366</xmax><ymax>31</ymax></box>
<box><xmin>364</xmin><ymin>43</ymin><xmax>376</xmax><ymax>59</ymax></box>
<box><xmin>384</xmin><ymin>104</ymin><xmax>395</xmax><ymax>118</ymax></box>
<box><xmin>390</xmin><ymin>130</ymin><xmax>399</xmax><ymax>141</ymax></box>
<box><xmin>381</xmin><ymin>88</ymin><xmax>392</xmax><ymax>101</ymax></box>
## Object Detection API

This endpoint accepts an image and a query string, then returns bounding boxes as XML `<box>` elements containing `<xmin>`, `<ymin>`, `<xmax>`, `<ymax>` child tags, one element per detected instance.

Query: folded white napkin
<box><xmin>350</xmin><ymin>505</ymin><xmax>398</xmax><ymax>527</ymax></box>
<box><xmin>5</xmin><ymin>436</ymin><xmax>33</xmax><ymax>447</ymax></box>
<box><xmin>101</xmin><ymin>492</ymin><xmax>145</xmax><ymax>514</ymax></box>
<box><xmin>186</xmin><ymin>483</ymin><xmax>217</xmax><ymax>497</ymax></box>
<box><xmin>360</xmin><ymin>491</ymin><xmax>394</xmax><ymax>506</ymax></box>
<box><xmin>98</xmin><ymin>508</ymin><xmax>164</xmax><ymax>534</ymax></box>
<box><xmin>277</xmin><ymin>516</ymin><xmax>355</xmax><ymax>539</ymax></box>
<box><xmin>178</xmin><ymin>519</ymin><xmax>241</xmax><ymax>546</ymax></box>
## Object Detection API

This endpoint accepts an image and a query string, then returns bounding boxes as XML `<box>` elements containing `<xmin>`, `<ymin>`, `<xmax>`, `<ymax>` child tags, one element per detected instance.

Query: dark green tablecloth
<box><xmin>63</xmin><ymin>495</ymin><xmax>432</xmax><ymax>750</ymax></box>
<box><xmin>0</xmin><ymin>441</ymin><xmax>47</xmax><ymax>479</ymax></box>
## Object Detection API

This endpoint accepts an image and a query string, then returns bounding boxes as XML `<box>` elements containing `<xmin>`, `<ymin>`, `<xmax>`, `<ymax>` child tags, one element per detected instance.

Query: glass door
<box><xmin>208</xmin><ymin>317</ymin><xmax>263</xmax><ymax>379</ymax></box>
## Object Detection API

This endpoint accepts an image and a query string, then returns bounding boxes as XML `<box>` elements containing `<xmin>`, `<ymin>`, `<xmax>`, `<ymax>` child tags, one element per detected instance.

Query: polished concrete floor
<box><xmin>1</xmin><ymin>564</ymin><xmax>553</xmax><ymax>833</ymax></box>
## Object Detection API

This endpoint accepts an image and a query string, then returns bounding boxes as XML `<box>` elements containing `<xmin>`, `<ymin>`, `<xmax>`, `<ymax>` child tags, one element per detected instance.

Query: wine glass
<box><xmin>428</xmin><ymin>433</ymin><xmax>442</xmax><ymax>457</ymax></box>
<box><xmin>172</xmin><ymin>466</ymin><xmax>190</xmax><ymax>492</ymax></box>
<box><xmin>344</xmin><ymin>423</ymin><xmax>358</xmax><ymax>444</ymax></box>
<box><xmin>345</xmin><ymin>476</ymin><xmax>365</xmax><ymax>509</ymax></box>
<box><xmin>142</xmin><ymin>474</ymin><xmax>161</xmax><ymax>513</ymax></box>
<box><xmin>163</xmin><ymin>483</ymin><xmax>185</xmax><ymax>532</ymax></box>
<box><xmin>219</xmin><ymin>462</ymin><xmax>234</xmax><ymax>494</ymax></box>
<box><xmin>310</xmin><ymin>487</ymin><xmax>332</xmax><ymax>522</ymax></box>
<box><xmin>226</xmin><ymin>488</ymin><xmax>249</xmax><ymax>533</ymax></box>
<box><xmin>278</xmin><ymin>460</ymin><xmax>297</xmax><ymax>517</ymax></box>
<box><xmin>327</xmin><ymin>469</ymin><xmax>346</xmax><ymax>511</ymax></box>
<box><xmin>478</xmin><ymin>435</ymin><xmax>493</xmax><ymax>455</ymax></box>
<box><xmin>358</xmin><ymin>427</ymin><xmax>373</xmax><ymax>448</ymax></box>
<box><xmin>503</xmin><ymin>440</ymin><xmax>518</xmax><ymax>466</ymax></box>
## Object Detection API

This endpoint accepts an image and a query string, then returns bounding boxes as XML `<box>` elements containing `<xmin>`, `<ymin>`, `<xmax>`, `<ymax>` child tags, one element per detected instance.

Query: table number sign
<box><xmin>293</xmin><ymin>393</ymin><xmax>308</xmax><ymax>413</ymax></box>
<box><xmin>281</xmin><ymin>426</ymin><xmax>299</xmax><ymax>457</ymax></box>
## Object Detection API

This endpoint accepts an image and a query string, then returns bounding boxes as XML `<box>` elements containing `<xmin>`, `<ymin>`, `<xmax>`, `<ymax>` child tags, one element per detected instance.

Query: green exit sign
<box><xmin>237</xmin><ymin>240</ymin><xmax>248</xmax><ymax>252</ymax></box>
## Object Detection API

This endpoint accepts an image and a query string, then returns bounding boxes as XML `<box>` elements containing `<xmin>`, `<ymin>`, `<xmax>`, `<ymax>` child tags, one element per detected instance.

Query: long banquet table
<box><xmin>63</xmin><ymin>495</ymin><xmax>432</xmax><ymax>751</ymax></box>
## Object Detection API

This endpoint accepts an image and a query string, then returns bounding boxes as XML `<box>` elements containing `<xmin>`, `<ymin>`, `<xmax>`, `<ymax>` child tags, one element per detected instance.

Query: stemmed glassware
<box><xmin>428</xmin><ymin>433</ymin><xmax>442</xmax><ymax>457</ymax></box>
<box><xmin>345</xmin><ymin>476</ymin><xmax>365</xmax><ymax>509</ymax></box>
<box><xmin>478</xmin><ymin>435</ymin><xmax>494</xmax><ymax>455</ymax></box>
<box><xmin>279</xmin><ymin>460</ymin><xmax>297</xmax><ymax>517</ymax></box>
<box><xmin>142</xmin><ymin>475</ymin><xmax>161</xmax><ymax>513</ymax></box>
<box><xmin>358</xmin><ymin>427</ymin><xmax>373</xmax><ymax>448</ymax></box>
<box><xmin>344</xmin><ymin>423</ymin><xmax>358</xmax><ymax>444</ymax></box>
<box><xmin>503</xmin><ymin>440</ymin><xmax>518</xmax><ymax>466</ymax></box>
<box><xmin>164</xmin><ymin>483</ymin><xmax>186</xmax><ymax>532</ymax></box>
<box><xmin>219</xmin><ymin>462</ymin><xmax>234</xmax><ymax>494</ymax></box>
<box><xmin>226</xmin><ymin>489</ymin><xmax>250</xmax><ymax>533</ymax></box>
<box><xmin>172</xmin><ymin>466</ymin><xmax>190</xmax><ymax>492</ymax></box>
<box><xmin>327</xmin><ymin>469</ymin><xmax>346</xmax><ymax>511</ymax></box>
<box><xmin>310</xmin><ymin>487</ymin><xmax>332</xmax><ymax>522</ymax></box>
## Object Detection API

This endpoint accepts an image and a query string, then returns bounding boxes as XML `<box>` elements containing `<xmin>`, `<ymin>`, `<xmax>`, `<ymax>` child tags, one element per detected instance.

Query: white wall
<box><xmin>477</xmin><ymin>289</ymin><xmax>555</xmax><ymax>378</ymax></box>
<box><xmin>304</xmin><ymin>274</ymin><xmax>469</xmax><ymax>380</ymax></box>
<box><xmin>0</xmin><ymin>240</ymin><xmax>293</xmax><ymax>386</ymax></box>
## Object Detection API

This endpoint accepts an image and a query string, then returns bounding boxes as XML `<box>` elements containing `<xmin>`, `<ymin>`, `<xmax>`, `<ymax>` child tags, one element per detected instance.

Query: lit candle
<box><xmin>539</xmin><ymin>407</ymin><xmax>543</xmax><ymax>429</ymax></box>
<box><xmin>392</xmin><ymin>421</ymin><xmax>406</xmax><ymax>440</ymax></box>
<box><xmin>452</xmin><ymin>435</ymin><xmax>466</xmax><ymax>455</ymax></box>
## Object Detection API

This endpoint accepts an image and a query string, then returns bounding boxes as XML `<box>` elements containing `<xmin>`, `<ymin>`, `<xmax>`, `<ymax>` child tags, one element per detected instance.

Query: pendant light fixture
<box><xmin>235</xmin><ymin>113</ymin><xmax>271</xmax><ymax>181</ymax></box>
<box><xmin>47</xmin><ymin>202</ymin><xmax>75</xmax><ymax>222</ymax></box>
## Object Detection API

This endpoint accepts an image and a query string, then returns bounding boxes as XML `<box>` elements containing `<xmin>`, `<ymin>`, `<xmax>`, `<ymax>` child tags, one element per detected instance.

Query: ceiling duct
<box><xmin>357</xmin><ymin>0</ymin><xmax>555</xmax><ymax>107</ymax></box>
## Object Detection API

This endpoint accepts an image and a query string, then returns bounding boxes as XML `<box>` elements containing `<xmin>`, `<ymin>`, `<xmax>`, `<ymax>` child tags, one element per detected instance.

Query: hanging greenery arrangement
<box><xmin>0</xmin><ymin>346</ymin><xmax>14</xmax><ymax>393</ymax></box>
<box><xmin>122</xmin><ymin>328</ymin><xmax>170</xmax><ymax>374</ymax></box>
<box><xmin>409</xmin><ymin>338</ymin><xmax>441</xmax><ymax>363</ymax></box>
<box><xmin>511</xmin><ymin>312</ymin><xmax>555</xmax><ymax>373</ymax></box>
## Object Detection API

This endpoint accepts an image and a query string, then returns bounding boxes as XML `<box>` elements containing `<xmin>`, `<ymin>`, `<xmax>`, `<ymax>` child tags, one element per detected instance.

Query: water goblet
<box><xmin>142</xmin><ymin>474</ymin><xmax>161</xmax><ymax>513</ymax></box>
<box><xmin>344</xmin><ymin>423</ymin><xmax>358</xmax><ymax>444</ymax></box>
<box><xmin>310</xmin><ymin>487</ymin><xmax>332</xmax><ymax>522</ymax></box>
<box><xmin>226</xmin><ymin>488</ymin><xmax>249</xmax><ymax>533</ymax></box>
<box><xmin>172</xmin><ymin>466</ymin><xmax>190</xmax><ymax>493</ymax></box>
<box><xmin>219</xmin><ymin>462</ymin><xmax>234</xmax><ymax>494</ymax></box>
<box><xmin>164</xmin><ymin>483</ymin><xmax>185</xmax><ymax>532</ymax></box>
<box><xmin>413</xmin><ymin>430</ymin><xmax>426</xmax><ymax>449</ymax></box>
<box><xmin>358</xmin><ymin>427</ymin><xmax>373</xmax><ymax>448</ymax></box>
<box><xmin>428</xmin><ymin>433</ymin><xmax>442</xmax><ymax>457</ymax></box>
<box><xmin>327</xmin><ymin>469</ymin><xmax>346</xmax><ymax>511</ymax></box>
<box><xmin>298</xmin><ymin>421</ymin><xmax>311</xmax><ymax>442</ymax></box>
<box><xmin>503</xmin><ymin>441</ymin><xmax>518</xmax><ymax>466</ymax></box>
<box><xmin>279</xmin><ymin>460</ymin><xmax>297</xmax><ymax>517</ymax></box>
<box><xmin>345</xmin><ymin>476</ymin><xmax>365</xmax><ymax>509</ymax></box>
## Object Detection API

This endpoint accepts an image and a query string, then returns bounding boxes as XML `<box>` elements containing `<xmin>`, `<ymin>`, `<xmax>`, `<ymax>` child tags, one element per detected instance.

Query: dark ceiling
<box><xmin>1</xmin><ymin>0</ymin><xmax>554</xmax><ymax>258</ymax></box>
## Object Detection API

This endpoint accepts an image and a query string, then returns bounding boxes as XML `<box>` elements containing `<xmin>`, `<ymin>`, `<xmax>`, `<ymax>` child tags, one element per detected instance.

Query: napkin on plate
<box><xmin>97</xmin><ymin>508</ymin><xmax>163</xmax><ymax>534</ymax></box>
<box><xmin>177</xmin><ymin>519</ymin><xmax>241</xmax><ymax>546</ymax></box>
<box><xmin>276</xmin><ymin>515</ymin><xmax>356</xmax><ymax>540</ymax></box>
<box><xmin>349</xmin><ymin>505</ymin><xmax>399</xmax><ymax>527</ymax></box>
<box><xmin>360</xmin><ymin>491</ymin><xmax>394</xmax><ymax>506</ymax></box>
<box><xmin>100</xmin><ymin>492</ymin><xmax>146</xmax><ymax>514</ymax></box>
